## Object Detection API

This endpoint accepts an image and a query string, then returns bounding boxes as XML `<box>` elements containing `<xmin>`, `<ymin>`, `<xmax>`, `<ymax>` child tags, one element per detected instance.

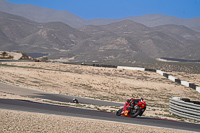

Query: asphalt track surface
<box><xmin>0</xmin><ymin>99</ymin><xmax>200</xmax><ymax>132</ymax></box>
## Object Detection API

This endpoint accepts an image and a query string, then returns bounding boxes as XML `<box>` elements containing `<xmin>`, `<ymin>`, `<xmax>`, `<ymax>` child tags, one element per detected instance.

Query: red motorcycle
<box><xmin>116</xmin><ymin>98</ymin><xmax>146</xmax><ymax>118</ymax></box>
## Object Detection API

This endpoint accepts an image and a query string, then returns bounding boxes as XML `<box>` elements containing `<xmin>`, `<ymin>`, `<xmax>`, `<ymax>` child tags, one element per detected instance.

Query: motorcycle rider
<box><xmin>72</xmin><ymin>98</ymin><xmax>79</xmax><ymax>103</ymax></box>
<box><xmin>127</xmin><ymin>98</ymin><xmax>146</xmax><ymax>116</ymax></box>
<box><xmin>127</xmin><ymin>98</ymin><xmax>144</xmax><ymax>108</ymax></box>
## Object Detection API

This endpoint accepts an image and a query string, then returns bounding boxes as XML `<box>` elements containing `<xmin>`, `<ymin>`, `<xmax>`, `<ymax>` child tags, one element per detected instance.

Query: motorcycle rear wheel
<box><xmin>129</xmin><ymin>108</ymin><xmax>141</xmax><ymax>118</ymax></box>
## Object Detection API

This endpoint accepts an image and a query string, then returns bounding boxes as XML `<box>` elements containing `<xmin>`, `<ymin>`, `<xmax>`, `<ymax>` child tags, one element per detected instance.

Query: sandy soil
<box><xmin>0</xmin><ymin>109</ymin><xmax>194</xmax><ymax>133</ymax></box>
<box><xmin>0</xmin><ymin>62</ymin><xmax>199</xmax><ymax>132</ymax></box>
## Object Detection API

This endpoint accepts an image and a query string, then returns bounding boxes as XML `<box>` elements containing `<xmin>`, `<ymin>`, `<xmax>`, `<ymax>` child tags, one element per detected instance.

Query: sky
<box><xmin>6</xmin><ymin>0</ymin><xmax>200</xmax><ymax>20</ymax></box>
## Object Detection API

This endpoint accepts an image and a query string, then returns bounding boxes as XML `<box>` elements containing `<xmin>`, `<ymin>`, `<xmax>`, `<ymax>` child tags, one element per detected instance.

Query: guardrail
<box><xmin>155</xmin><ymin>70</ymin><xmax>200</xmax><ymax>93</ymax></box>
<box><xmin>88</xmin><ymin>64</ymin><xmax>200</xmax><ymax>93</ymax></box>
<box><xmin>116</xmin><ymin>65</ymin><xmax>200</xmax><ymax>93</ymax></box>
<box><xmin>169</xmin><ymin>97</ymin><xmax>200</xmax><ymax>121</ymax></box>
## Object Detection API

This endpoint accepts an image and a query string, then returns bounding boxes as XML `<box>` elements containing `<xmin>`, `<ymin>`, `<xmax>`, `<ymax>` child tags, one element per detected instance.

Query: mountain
<box><xmin>1</xmin><ymin>0</ymin><xmax>200</xmax><ymax>32</ymax></box>
<box><xmin>79</xmin><ymin>20</ymin><xmax>200</xmax><ymax>61</ymax></box>
<box><xmin>21</xmin><ymin>22</ymin><xmax>89</xmax><ymax>50</ymax></box>
<box><xmin>0</xmin><ymin>0</ymin><xmax>86</xmax><ymax>28</ymax></box>
<box><xmin>152</xmin><ymin>24</ymin><xmax>200</xmax><ymax>46</ymax></box>
<box><xmin>172</xmin><ymin>43</ymin><xmax>200</xmax><ymax>60</ymax></box>
<box><xmin>0</xmin><ymin>11</ymin><xmax>39</xmax><ymax>51</ymax></box>
<box><xmin>0</xmin><ymin>11</ymin><xmax>89</xmax><ymax>56</ymax></box>
<box><xmin>0</xmin><ymin>11</ymin><xmax>38</xmax><ymax>42</ymax></box>
<box><xmin>0</xmin><ymin>29</ymin><xmax>18</xmax><ymax>50</ymax></box>
<box><xmin>79</xmin><ymin>20</ymin><xmax>150</xmax><ymax>37</ymax></box>
<box><xmin>0</xmin><ymin>11</ymin><xmax>200</xmax><ymax>63</ymax></box>
<box><xmin>88</xmin><ymin>14</ymin><xmax>200</xmax><ymax>32</ymax></box>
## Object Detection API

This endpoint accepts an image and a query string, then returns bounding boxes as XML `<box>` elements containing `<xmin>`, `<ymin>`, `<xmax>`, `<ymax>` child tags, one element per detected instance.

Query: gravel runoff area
<box><xmin>0</xmin><ymin>62</ymin><xmax>200</xmax><ymax>132</ymax></box>
<box><xmin>0</xmin><ymin>109</ymin><xmax>194</xmax><ymax>133</ymax></box>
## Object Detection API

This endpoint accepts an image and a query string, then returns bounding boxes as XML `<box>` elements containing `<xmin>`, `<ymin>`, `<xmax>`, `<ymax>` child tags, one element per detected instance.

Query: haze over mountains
<box><xmin>1</xmin><ymin>0</ymin><xmax>200</xmax><ymax>32</ymax></box>
<box><xmin>0</xmin><ymin>0</ymin><xmax>200</xmax><ymax>63</ymax></box>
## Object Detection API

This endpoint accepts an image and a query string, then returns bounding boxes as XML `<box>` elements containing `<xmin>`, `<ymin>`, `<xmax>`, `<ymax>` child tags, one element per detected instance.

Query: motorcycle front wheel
<box><xmin>116</xmin><ymin>108</ymin><xmax>123</xmax><ymax>116</ymax></box>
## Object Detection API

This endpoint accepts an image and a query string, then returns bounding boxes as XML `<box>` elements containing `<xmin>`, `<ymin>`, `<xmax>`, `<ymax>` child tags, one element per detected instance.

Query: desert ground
<box><xmin>0</xmin><ymin>109</ymin><xmax>193</xmax><ymax>133</ymax></box>
<box><xmin>0</xmin><ymin>62</ymin><xmax>200</xmax><ymax>132</ymax></box>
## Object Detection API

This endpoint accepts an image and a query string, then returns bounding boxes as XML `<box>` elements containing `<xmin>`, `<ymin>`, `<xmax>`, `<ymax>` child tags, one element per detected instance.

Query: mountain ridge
<box><xmin>0</xmin><ymin>10</ymin><xmax>200</xmax><ymax>63</ymax></box>
<box><xmin>0</xmin><ymin>0</ymin><xmax>200</xmax><ymax>32</ymax></box>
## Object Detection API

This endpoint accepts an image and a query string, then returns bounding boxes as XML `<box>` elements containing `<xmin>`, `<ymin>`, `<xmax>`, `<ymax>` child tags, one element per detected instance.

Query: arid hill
<box><xmin>0</xmin><ymin>11</ymin><xmax>200</xmax><ymax>63</ymax></box>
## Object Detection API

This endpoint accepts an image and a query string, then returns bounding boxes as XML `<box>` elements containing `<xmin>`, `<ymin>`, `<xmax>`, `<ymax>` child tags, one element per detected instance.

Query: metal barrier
<box><xmin>117</xmin><ymin>67</ymin><xmax>200</xmax><ymax>93</ymax></box>
<box><xmin>169</xmin><ymin>97</ymin><xmax>200</xmax><ymax>121</ymax></box>
<box><xmin>117</xmin><ymin>66</ymin><xmax>145</xmax><ymax>71</ymax></box>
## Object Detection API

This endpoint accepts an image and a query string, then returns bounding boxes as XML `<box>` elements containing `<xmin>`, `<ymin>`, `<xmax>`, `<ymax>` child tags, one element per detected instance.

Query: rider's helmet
<box><xmin>140</xmin><ymin>98</ymin><xmax>144</xmax><ymax>101</ymax></box>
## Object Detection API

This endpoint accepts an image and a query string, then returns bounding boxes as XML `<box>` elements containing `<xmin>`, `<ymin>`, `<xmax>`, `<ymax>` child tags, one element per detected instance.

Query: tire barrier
<box><xmin>144</xmin><ymin>68</ymin><xmax>157</xmax><ymax>72</ymax></box>
<box><xmin>169</xmin><ymin>97</ymin><xmax>200</xmax><ymax>121</ymax></box>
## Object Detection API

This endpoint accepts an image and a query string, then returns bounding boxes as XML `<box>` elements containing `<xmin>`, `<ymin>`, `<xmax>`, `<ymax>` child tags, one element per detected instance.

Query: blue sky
<box><xmin>6</xmin><ymin>0</ymin><xmax>200</xmax><ymax>20</ymax></box>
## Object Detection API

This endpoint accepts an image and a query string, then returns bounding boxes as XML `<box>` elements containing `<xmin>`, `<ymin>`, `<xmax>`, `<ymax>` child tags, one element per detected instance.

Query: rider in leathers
<box><xmin>127</xmin><ymin>98</ymin><xmax>145</xmax><ymax>116</ymax></box>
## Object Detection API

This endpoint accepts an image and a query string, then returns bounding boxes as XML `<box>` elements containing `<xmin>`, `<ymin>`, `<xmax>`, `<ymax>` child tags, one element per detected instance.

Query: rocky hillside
<box><xmin>0</xmin><ymin>11</ymin><xmax>89</xmax><ymax>57</ymax></box>
<box><xmin>78</xmin><ymin>20</ymin><xmax>200</xmax><ymax>61</ymax></box>
<box><xmin>0</xmin><ymin>11</ymin><xmax>200</xmax><ymax>63</ymax></box>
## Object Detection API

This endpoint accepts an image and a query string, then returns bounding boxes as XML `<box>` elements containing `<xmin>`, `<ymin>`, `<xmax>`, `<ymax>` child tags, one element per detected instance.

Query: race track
<box><xmin>0</xmin><ymin>82</ymin><xmax>200</xmax><ymax>132</ymax></box>
<box><xmin>0</xmin><ymin>99</ymin><xmax>199</xmax><ymax>132</ymax></box>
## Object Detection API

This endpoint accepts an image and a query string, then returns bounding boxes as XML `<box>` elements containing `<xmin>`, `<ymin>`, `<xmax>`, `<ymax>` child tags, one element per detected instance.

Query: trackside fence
<box><xmin>169</xmin><ymin>97</ymin><xmax>200</xmax><ymax>121</ymax></box>
<box><xmin>116</xmin><ymin>65</ymin><xmax>200</xmax><ymax>93</ymax></box>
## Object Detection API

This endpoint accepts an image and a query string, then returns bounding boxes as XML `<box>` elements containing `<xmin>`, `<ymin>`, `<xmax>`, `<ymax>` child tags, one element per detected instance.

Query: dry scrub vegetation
<box><xmin>0</xmin><ymin>62</ymin><xmax>200</xmax><ymax>132</ymax></box>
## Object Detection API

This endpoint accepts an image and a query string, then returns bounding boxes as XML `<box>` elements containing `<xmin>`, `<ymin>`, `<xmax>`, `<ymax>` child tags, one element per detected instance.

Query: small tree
<box><xmin>2</xmin><ymin>51</ymin><xmax>7</xmax><ymax>57</ymax></box>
